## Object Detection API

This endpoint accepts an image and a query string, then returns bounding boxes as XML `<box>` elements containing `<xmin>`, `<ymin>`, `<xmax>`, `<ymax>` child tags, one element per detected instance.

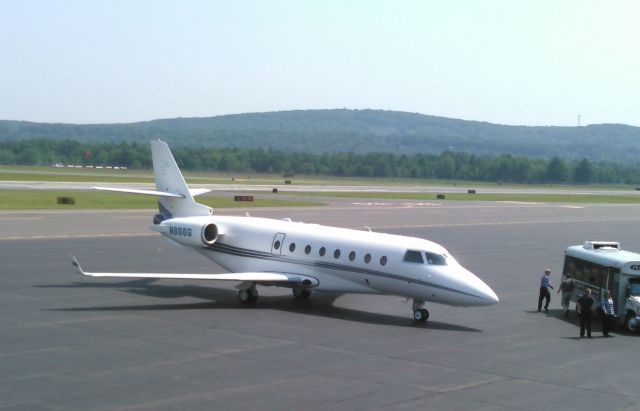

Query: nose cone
<box><xmin>475</xmin><ymin>279</ymin><xmax>500</xmax><ymax>305</ymax></box>
<box><xmin>449</xmin><ymin>267</ymin><xmax>500</xmax><ymax>306</ymax></box>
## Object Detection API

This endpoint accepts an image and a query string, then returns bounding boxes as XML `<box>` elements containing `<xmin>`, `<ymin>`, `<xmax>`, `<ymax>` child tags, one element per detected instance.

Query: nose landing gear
<box><xmin>412</xmin><ymin>299</ymin><xmax>429</xmax><ymax>322</ymax></box>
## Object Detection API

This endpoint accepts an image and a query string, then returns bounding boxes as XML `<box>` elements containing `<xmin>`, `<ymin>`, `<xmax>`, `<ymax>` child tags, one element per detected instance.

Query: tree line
<box><xmin>1</xmin><ymin>138</ymin><xmax>640</xmax><ymax>184</ymax></box>
<box><xmin>2</xmin><ymin>109</ymin><xmax>640</xmax><ymax>163</ymax></box>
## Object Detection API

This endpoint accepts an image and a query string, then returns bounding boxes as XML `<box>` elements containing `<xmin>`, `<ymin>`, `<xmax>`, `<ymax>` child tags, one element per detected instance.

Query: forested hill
<box><xmin>1</xmin><ymin>110</ymin><xmax>639</xmax><ymax>163</ymax></box>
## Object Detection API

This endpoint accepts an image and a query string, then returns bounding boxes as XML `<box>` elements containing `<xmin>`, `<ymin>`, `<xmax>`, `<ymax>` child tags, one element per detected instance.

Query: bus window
<box><xmin>563</xmin><ymin>255</ymin><xmax>619</xmax><ymax>292</ymax></box>
<box><xmin>629</xmin><ymin>280</ymin><xmax>640</xmax><ymax>296</ymax></box>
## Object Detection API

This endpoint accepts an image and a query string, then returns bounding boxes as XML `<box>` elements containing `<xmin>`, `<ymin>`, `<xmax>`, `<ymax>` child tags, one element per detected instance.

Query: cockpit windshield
<box><xmin>629</xmin><ymin>281</ymin><xmax>640</xmax><ymax>296</ymax></box>
<box><xmin>403</xmin><ymin>250</ymin><xmax>448</xmax><ymax>265</ymax></box>
<box><xmin>425</xmin><ymin>252</ymin><xmax>447</xmax><ymax>266</ymax></box>
<box><xmin>403</xmin><ymin>250</ymin><xmax>424</xmax><ymax>264</ymax></box>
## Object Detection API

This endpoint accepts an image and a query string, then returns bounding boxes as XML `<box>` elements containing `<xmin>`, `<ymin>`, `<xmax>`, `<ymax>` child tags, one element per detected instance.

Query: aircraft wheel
<box><xmin>238</xmin><ymin>289</ymin><xmax>251</xmax><ymax>303</ymax></box>
<box><xmin>238</xmin><ymin>288</ymin><xmax>258</xmax><ymax>303</ymax></box>
<box><xmin>293</xmin><ymin>288</ymin><xmax>311</xmax><ymax>298</ymax></box>
<box><xmin>421</xmin><ymin>309</ymin><xmax>429</xmax><ymax>320</ymax></box>
<box><xmin>413</xmin><ymin>309</ymin><xmax>428</xmax><ymax>322</ymax></box>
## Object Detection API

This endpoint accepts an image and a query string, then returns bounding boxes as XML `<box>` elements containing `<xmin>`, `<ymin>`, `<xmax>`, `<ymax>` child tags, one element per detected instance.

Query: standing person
<box><xmin>600</xmin><ymin>289</ymin><xmax>616</xmax><ymax>337</ymax></box>
<box><xmin>538</xmin><ymin>269</ymin><xmax>554</xmax><ymax>312</ymax></box>
<box><xmin>577</xmin><ymin>288</ymin><xmax>595</xmax><ymax>338</ymax></box>
<box><xmin>557</xmin><ymin>273</ymin><xmax>575</xmax><ymax>317</ymax></box>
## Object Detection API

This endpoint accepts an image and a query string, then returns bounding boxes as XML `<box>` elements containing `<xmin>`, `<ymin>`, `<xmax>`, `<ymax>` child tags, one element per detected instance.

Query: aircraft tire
<box><xmin>421</xmin><ymin>309</ymin><xmax>429</xmax><ymax>320</ymax></box>
<box><xmin>238</xmin><ymin>289</ymin><xmax>251</xmax><ymax>303</ymax></box>
<box><xmin>238</xmin><ymin>288</ymin><xmax>258</xmax><ymax>303</ymax></box>
<box><xmin>413</xmin><ymin>309</ymin><xmax>428</xmax><ymax>322</ymax></box>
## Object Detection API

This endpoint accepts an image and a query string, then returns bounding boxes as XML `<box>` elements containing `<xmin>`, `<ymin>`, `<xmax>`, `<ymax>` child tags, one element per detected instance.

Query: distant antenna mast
<box><xmin>577</xmin><ymin>114</ymin><xmax>581</xmax><ymax>126</ymax></box>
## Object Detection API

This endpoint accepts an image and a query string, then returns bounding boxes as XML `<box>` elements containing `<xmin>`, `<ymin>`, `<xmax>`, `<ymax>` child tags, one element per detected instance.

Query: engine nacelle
<box><xmin>160</xmin><ymin>218</ymin><xmax>221</xmax><ymax>247</ymax></box>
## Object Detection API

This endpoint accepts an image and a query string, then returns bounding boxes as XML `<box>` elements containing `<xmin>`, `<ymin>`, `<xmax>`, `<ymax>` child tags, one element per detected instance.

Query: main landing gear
<box><xmin>238</xmin><ymin>284</ymin><xmax>258</xmax><ymax>303</ymax></box>
<box><xmin>412</xmin><ymin>299</ymin><xmax>429</xmax><ymax>322</ymax></box>
<box><xmin>292</xmin><ymin>287</ymin><xmax>311</xmax><ymax>299</ymax></box>
<box><xmin>238</xmin><ymin>284</ymin><xmax>312</xmax><ymax>303</ymax></box>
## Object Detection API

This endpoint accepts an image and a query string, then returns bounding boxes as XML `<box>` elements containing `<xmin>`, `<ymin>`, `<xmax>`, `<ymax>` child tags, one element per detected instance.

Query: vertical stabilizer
<box><xmin>151</xmin><ymin>140</ymin><xmax>212</xmax><ymax>218</ymax></box>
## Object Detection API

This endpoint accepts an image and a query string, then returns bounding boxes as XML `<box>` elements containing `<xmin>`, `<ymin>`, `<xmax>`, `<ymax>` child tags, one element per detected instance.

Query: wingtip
<box><xmin>70</xmin><ymin>256</ymin><xmax>84</xmax><ymax>275</ymax></box>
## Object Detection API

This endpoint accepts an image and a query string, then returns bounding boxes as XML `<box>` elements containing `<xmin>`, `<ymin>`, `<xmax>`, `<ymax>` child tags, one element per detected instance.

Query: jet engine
<box><xmin>159</xmin><ymin>218</ymin><xmax>222</xmax><ymax>247</ymax></box>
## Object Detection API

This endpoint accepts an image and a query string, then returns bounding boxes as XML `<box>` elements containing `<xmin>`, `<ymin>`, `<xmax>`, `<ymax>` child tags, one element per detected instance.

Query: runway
<box><xmin>3</xmin><ymin>179</ymin><xmax>640</xmax><ymax>196</ymax></box>
<box><xmin>3</xmin><ymin>200</ymin><xmax>640</xmax><ymax>410</ymax></box>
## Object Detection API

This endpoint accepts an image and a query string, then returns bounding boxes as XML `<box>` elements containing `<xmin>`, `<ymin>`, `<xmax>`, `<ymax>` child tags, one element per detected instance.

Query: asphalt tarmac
<box><xmin>2</xmin><ymin>199</ymin><xmax>640</xmax><ymax>410</ymax></box>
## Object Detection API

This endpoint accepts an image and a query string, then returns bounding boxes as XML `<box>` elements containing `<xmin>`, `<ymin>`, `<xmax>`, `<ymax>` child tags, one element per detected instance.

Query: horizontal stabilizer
<box><xmin>71</xmin><ymin>257</ymin><xmax>318</xmax><ymax>286</ymax></box>
<box><xmin>93</xmin><ymin>187</ymin><xmax>185</xmax><ymax>198</ymax></box>
<box><xmin>189</xmin><ymin>188</ymin><xmax>211</xmax><ymax>197</ymax></box>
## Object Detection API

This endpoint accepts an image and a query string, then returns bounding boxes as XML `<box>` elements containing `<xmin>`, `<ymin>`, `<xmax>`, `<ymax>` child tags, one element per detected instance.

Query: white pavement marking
<box><xmin>351</xmin><ymin>202</ymin><xmax>393</xmax><ymax>206</ymax></box>
<box><xmin>400</xmin><ymin>202</ymin><xmax>442</xmax><ymax>207</ymax></box>
<box><xmin>497</xmin><ymin>201</ymin><xmax>539</xmax><ymax>205</ymax></box>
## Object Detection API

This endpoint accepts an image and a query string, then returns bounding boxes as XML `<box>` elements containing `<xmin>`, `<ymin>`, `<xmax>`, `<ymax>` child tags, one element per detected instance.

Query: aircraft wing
<box><xmin>71</xmin><ymin>257</ymin><xmax>318</xmax><ymax>286</ymax></box>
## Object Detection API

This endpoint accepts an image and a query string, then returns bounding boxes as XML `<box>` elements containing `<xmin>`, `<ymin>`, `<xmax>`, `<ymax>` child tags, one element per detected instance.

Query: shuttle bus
<box><xmin>563</xmin><ymin>241</ymin><xmax>640</xmax><ymax>332</ymax></box>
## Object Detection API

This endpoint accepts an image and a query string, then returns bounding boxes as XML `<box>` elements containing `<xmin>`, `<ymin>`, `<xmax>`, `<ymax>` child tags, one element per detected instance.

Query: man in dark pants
<box><xmin>538</xmin><ymin>269</ymin><xmax>554</xmax><ymax>312</ymax></box>
<box><xmin>577</xmin><ymin>288</ymin><xmax>595</xmax><ymax>338</ymax></box>
<box><xmin>600</xmin><ymin>289</ymin><xmax>616</xmax><ymax>337</ymax></box>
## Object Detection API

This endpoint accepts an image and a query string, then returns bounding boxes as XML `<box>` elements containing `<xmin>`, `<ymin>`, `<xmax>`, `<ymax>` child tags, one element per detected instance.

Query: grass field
<box><xmin>285</xmin><ymin>191</ymin><xmax>640</xmax><ymax>204</ymax></box>
<box><xmin>2</xmin><ymin>165</ymin><xmax>640</xmax><ymax>206</ymax></box>
<box><xmin>0</xmin><ymin>190</ymin><xmax>323</xmax><ymax>210</ymax></box>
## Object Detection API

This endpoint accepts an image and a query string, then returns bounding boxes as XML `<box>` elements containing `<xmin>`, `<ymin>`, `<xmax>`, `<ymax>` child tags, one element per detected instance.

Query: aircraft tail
<box><xmin>94</xmin><ymin>140</ymin><xmax>212</xmax><ymax>218</ymax></box>
<box><xmin>151</xmin><ymin>140</ymin><xmax>212</xmax><ymax>218</ymax></box>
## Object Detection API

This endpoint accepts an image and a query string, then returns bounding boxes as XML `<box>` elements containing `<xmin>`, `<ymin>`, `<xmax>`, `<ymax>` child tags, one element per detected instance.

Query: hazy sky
<box><xmin>1</xmin><ymin>0</ymin><xmax>638</xmax><ymax>126</ymax></box>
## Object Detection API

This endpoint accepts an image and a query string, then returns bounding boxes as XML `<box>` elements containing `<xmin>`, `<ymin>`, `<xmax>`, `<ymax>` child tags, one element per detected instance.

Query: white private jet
<box><xmin>72</xmin><ymin>140</ymin><xmax>498</xmax><ymax>322</ymax></box>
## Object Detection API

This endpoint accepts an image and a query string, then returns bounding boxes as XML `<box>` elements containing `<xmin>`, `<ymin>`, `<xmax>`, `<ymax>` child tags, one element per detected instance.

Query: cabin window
<box><xmin>305</xmin><ymin>245</ymin><xmax>311</xmax><ymax>254</ymax></box>
<box><xmin>289</xmin><ymin>243</ymin><xmax>296</xmax><ymax>252</ymax></box>
<box><xmin>274</xmin><ymin>240</ymin><xmax>281</xmax><ymax>250</ymax></box>
<box><xmin>364</xmin><ymin>253</ymin><xmax>372</xmax><ymax>263</ymax></box>
<box><xmin>380</xmin><ymin>256</ymin><xmax>387</xmax><ymax>266</ymax></box>
<box><xmin>425</xmin><ymin>252</ymin><xmax>447</xmax><ymax>265</ymax></box>
<box><xmin>403</xmin><ymin>250</ymin><xmax>424</xmax><ymax>264</ymax></box>
<box><xmin>334</xmin><ymin>249</ymin><xmax>341</xmax><ymax>259</ymax></box>
<box><xmin>349</xmin><ymin>251</ymin><xmax>356</xmax><ymax>261</ymax></box>
<box><xmin>319</xmin><ymin>247</ymin><xmax>326</xmax><ymax>257</ymax></box>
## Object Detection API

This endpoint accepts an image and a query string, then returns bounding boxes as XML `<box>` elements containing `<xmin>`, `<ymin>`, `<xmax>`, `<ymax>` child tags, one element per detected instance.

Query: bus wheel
<box><xmin>626</xmin><ymin>313</ymin><xmax>639</xmax><ymax>332</ymax></box>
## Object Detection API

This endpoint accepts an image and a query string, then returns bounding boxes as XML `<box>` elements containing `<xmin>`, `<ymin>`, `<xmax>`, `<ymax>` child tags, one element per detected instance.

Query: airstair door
<box><xmin>271</xmin><ymin>233</ymin><xmax>286</xmax><ymax>255</ymax></box>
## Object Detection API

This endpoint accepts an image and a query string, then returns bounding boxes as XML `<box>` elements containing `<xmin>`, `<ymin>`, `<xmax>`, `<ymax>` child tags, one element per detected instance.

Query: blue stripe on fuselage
<box><xmin>205</xmin><ymin>242</ymin><xmax>483</xmax><ymax>300</ymax></box>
